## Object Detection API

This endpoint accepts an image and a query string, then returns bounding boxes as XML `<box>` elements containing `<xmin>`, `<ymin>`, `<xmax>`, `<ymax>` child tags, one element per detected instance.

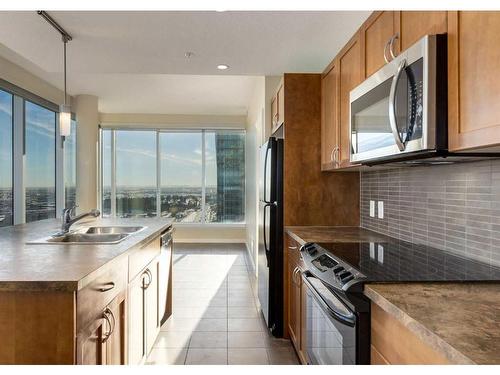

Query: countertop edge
<box><xmin>364</xmin><ymin>285</ymin><xmax>476</xmax><ymax>365</ymax></box>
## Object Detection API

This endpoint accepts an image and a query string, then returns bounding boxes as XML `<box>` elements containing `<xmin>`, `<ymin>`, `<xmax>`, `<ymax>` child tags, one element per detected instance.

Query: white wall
<box><xmin>245</xmin><ymin>77</ymin><xmax>266</xmax><ymax>272</ymax></box>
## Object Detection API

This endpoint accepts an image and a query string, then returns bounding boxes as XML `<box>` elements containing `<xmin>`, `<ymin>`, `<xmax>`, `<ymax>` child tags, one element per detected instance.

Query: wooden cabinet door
<box><xmin>145</xmin><ymin>261</ymin><xmax>160</xmax><ymax>355</ymax></box>
<box><xmin>338</xmin><ymin>34</ymin><xmax>363</xmax><ymax>167</ymax></box>
<box><xmin>321</xmin><ymin>63</ymin><xmax>340</xmax><ymax>171</ymax></box>
<box><xmin>360</xmin><ymin>11</ymin><xmax>397</xmax><ymax>78</ymax></box>
<box><xmin>128</xmin><ymin>271</ymin><xmax>146</xmax><ymax>365</ymax></box>
<box><xmin>277</xmin><ymin>84</ymin><xmax>285</xmax><ymax>127</ymax></box>
<box><xmin>105</xmin><ymin>292</ymin><xmax>127</xmax><ymax>365</ymax></box>
<box><xmin>397</xmin><ymin>11</ymin><xmax>447</xmax><ymax>51</ymax></box>
<box><xmin>77</xmin><ymin>317</ymin><xmax>106</xmax><ymax>365</ymax></box>
<box><xmin>271</xmin><ymin>96</ymin><xmax>278</xmax><ymax>129</ymax></box>
<box><xmin>286</xmin><ymin>237</ymin><xmax>300</xmax><ymax>349</ymax></box>
<box><xmin>448</xmin><ymin>11</ymin><xmax>500</xmax><ymax>151</ymax></box>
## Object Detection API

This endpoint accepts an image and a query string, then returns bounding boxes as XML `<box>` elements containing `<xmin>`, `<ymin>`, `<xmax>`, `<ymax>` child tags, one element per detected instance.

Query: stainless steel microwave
<box><xmin>349</xmin><ymin>34</ymin><xmax>448</xmax><ymax>164</ymax></box>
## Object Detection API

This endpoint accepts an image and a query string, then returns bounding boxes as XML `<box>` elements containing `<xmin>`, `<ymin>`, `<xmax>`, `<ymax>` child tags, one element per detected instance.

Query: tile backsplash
<box><xmin>360</xmin><ymin>159</ymin><xmax>500</xmax><ymax>266</ymax></box>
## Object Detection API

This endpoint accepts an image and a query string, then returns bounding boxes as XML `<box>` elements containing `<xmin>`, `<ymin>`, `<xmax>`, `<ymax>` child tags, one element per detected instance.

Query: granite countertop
<box><xmin>285</xmin><ymin>226</ymin><xmax>392</xmax><ymax>245</ymax></box>
<box><xmin>366</xmin><ymin>283</ymin><xmax>500</xmax><ymax>364</ymax></box>
<box><xmin>0</xmin><ymin>217</ymin><xmax>173</xmax><ymax>292</ymax></box>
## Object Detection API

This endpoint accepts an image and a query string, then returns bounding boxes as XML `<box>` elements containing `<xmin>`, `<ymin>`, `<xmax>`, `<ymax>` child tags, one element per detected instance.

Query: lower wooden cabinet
<box><xmin>77</xmin><ymin>291</ymin><xmax>127</xmax><ymax>365</ymax></box>
<box><xmin>128</xmin><ymin>256</ymin><xmax>162</xmax><ymax>364</ymax></box>
<box><xmin>370</xmin><ymin>303</ymin><xmax>450</xmax><ymax>364</ymax></box>
<box><xmin>285</xmin><ymin>234</ymin><xmax>308</xmax><ymax>364</ymax></box>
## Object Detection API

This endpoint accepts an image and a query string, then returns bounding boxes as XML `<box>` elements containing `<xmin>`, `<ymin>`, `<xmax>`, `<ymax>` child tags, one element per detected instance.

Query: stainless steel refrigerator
<box><xmin>257</xmin><ymin>137</ymin><xmax>284</xmax><ymax>337</ymax></box>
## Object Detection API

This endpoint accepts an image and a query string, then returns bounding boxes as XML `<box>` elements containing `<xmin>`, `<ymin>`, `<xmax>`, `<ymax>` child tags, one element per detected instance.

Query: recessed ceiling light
<box><xmin>217</xmin><ymin>64</ymin><xmax>229</xmax><ymax>70</ymax></box>
<box><xmin>185</xmin><ymin>51</ymin><xmax>195</xmax><ymax>59</ymax></box>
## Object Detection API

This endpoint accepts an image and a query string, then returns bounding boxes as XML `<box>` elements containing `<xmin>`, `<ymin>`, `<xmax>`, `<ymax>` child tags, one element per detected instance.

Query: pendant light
<box><xmin>37</xmin><ymin>11</ymin><xmax>73</xmax><ymax>137</ymax></box>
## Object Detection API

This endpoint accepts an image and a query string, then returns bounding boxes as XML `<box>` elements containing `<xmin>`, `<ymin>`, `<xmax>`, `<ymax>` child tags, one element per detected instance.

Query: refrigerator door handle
<box><xmin>262</xmin><ymin>201</ymin><xmax>276</xmax><ymax>267</ymax></box>
<box><xmin>263</xmin><ymin>142</ymin><xmax>271</xmax><ymax>203</ymax></box>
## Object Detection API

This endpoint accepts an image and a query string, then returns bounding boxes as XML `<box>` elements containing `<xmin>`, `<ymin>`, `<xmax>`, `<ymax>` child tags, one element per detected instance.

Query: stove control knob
<box><xmin>333</xmin><ymin>266</ymin><xmax>344</xmax><ymax>274</ymax></box>
<box><xmin>342</xmin><ymin>274</ymin><xmax>355</xmax><ymax>284</ymax></box>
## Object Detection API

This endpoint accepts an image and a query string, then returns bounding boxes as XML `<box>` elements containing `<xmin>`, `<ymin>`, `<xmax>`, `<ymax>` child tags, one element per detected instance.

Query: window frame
<box><xmin>0</xmin><ymin>79</ymin><xmax>72</xmax><ymax>226</ymax></box>
<box><xmin>98</xmin><ymin>127</ymin><xmax>246</xmax><ymax>226</ymax></box>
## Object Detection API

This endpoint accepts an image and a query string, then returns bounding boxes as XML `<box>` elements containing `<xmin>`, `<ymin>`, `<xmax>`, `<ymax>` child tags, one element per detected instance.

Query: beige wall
<box><xmin>245</xmin><ymin>77</ymin><xmax>265</xmax><ymax>272</ymax></box>
<box><xmin>0</xmin><ymin>54</ymin><xmax>68</xmax><ymax>106</ymax></box>
<box><xmin>173</xmin><ymin>225</ymin><xmax>246</xmax><ymax>243</ymax></box>
<box><xmin>74</xmin><ymin>95</ymin><xmax>99</xmax><ymax>212</ymax></box>
<box><xmin>99</xmin><ymin>112</ymin><xmax>246</xmax><ymax>129</ymax></box>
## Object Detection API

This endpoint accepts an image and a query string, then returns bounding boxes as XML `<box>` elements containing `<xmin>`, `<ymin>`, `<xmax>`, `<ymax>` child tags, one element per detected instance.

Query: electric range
<box><xmin>299</xmin><ymin>240</ymin><xmax>500</xmax><ymax>365</ymax></box>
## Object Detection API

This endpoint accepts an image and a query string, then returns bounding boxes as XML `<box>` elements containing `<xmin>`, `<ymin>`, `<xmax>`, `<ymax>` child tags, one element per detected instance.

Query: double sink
<box><xmin>30</xmin><ymin>226</ymin><xmax>146</xmax><ymax>245</ymax></box>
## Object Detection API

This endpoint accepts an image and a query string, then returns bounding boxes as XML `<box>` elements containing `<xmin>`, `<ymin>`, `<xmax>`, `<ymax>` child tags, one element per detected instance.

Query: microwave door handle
<box><xmin>389</xmin><ymin>58</ymin><xmax>407</xmax><ymax>152</ymax></box>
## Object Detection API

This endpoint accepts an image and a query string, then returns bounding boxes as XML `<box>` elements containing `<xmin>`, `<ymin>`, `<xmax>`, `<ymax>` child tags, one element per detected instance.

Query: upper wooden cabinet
<box><xmin>360</xmin><ymin>11</ymin><xmax>398</xmax><ymax>78</ymax></box>
<box><xmin>397</xmin><ymin>11</ymin><xmax>447</xmax><ymax>51</ymax></box>
<box><xmin>271</xmin><ymin>82</ymin><xmax>285</xmax><ymax>133</ymax></box>
<box><xmin>448</xmin><ymin>11</ymin><xmax>500</xmax><ymax>151</ymax></box>
<box><xmin>338</xmin><ymin>33</ymin><xmax>363</xmax><ymax>168</ymax></box>
<box><xmin>321</xmin><ymin>63</ymin><xmax>339</xmax><ymax>170</ymax></box>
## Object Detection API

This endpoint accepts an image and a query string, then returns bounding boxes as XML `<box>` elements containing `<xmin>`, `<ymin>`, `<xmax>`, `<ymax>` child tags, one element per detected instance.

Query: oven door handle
<box><xmin>302</xmin><ymin>272</ymin><xmax>356</xmax><ymax>327</ymax></box>
<box><xmin>389</xmin><ymin>58</ymin><xmax>407</xmax><ymax>152</ymax></box>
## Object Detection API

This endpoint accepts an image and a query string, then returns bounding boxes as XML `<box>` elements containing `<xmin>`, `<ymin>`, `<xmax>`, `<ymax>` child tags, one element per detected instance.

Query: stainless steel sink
<box><xmin>44</xmin><ymin>233</ymin><xmax>130</xmax><ymax>244</ymax></box>
<box><xmin>84</xmin><ymin>226</ymin><xmax>145</xmax><ymax>235</ymax></box>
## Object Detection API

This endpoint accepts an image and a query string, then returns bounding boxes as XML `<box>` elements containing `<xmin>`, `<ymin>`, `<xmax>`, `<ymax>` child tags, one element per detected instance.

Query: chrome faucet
<box><xmin>60</xmin><ymin>206</ymin><xmax>100</xmax><ymax>233</ymax></box>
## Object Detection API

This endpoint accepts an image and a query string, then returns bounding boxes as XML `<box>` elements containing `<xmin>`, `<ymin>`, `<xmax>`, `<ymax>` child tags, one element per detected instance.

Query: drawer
<box><xmin>129</xmin><ymin>235</ymin><xmax>161</xmax><ymax>282</ymax></box>
<box><xmin>76</xmin><ymin>256</ymin><xmax>128</xmax><ymax>331</ymax></box>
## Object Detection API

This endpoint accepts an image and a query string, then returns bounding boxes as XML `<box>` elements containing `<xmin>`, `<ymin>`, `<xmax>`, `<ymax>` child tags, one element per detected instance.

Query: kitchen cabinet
<box><xmin>285</xmin><ymin>234</ymin><xmax>307</xmax><ymax>364</ymax></box>
<box><xmin>396</xmin><ymin>11</ymin><xmax>447</xmax><ymax>51</ymax></box>
<box><xmin>321</xmin><ymin>63</ymin><xmax>340</xmax><ymax>171</ymax></box>
<box><xmin>448</xmin><ymin>11</ymin><xmax>500</xmax><ymax>151</ymax></box>
<box><xmin>77</xmin><ymin>291</ymin><xmax>127</xmax><ymax>365</ymax></box>
<box><xmin>338</xmin><ymin>33</ymin><xmax>363</xmax><ymax>168</ymax></box>
<box><xmin>271</xmin><ymin>82</ymin><xmax>284</xmax><ymax>133</ymax></box>
<box><xmin>371</xmin><ymin>303</ymin><xmax>450</xmax><ymax>364</ymax></box>
<box><xmin>128</xmin><ymin>257</ymin><xmax>161</xmax><ymax>364</ymax></box>
<box><xmin>360</xmin><ymin>11</ymin><xmax>397</xmax><ymax>78</ymax></box>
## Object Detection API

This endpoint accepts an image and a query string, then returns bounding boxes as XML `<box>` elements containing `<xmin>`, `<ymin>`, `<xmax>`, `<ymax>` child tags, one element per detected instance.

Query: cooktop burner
<box><xmin>301</xmin><ymin>240</ymin><xmax>500</xmax><ymax>293</ymax></box>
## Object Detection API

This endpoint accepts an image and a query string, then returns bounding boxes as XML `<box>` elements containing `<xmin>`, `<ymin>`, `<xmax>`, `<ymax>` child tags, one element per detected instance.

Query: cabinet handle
<box><xmin>383</xmin><ymin>37</ymin><xmax>392</xmax><ymax>64</ymax></box>
<box><xmin>99</xmin><ymin>281</ymin><xmax>115</xmax><ymax>292</ymax></box>
<box><xmin>332</xmin><ymin>146</ymin><xmax>340</xmax><ymax>166</ymax></box>
<box><xmin>141</xmin><ymin>269</ymin><xmax>152</xmax><ymax>290</ymax></box>
<box><xmin>102</xmin><ymin>307</ymin><xmax>115</xmax><ymax>343</ymax></box>
<box><xmin>288</xmin><ymin>245</ymin><xmax>298</xmax><ymax>250</ymax></box>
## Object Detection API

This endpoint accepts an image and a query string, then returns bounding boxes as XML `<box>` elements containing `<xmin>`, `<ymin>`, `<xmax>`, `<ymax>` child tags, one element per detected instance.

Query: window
<box><xmin>0</xmin><ymin>80</ymin><xmax>68</xmax><ymax>227</ymax></box>
<box><xmin>100</xmin><ymin>129</ymin><xmax>245</xmax><ymax>224</ymax></box>
<box><xmin>115</xmin><ymin>130</ymin><xmax>157</xmax><ymax>218</ymax></box>
<box><xmin>0</xmin><ymin>89</ymin><xmax>13</xmax><ymax>227</ymax></box>
<box><xmin>160</xmin><ymin>132</ymin><xmax>203</xmax><ymax>222</ymax></box>
<box><xmin>64</xmin><ymin>119</ymin><xmax>77</xmax><ymax>208</ymax></box>
<box><xmin>25</xmin><ymin>101</ymin><xmax>56</xmax><ymax>222</ymax></box>
<box><xmin>205</xmin><ymin>131</ymin><xmax>245</xmax><ymax>223</ymax></box>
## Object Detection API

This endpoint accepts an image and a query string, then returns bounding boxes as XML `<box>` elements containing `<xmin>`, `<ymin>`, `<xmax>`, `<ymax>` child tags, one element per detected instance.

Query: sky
<box><xmin>105</xmin><ymin>130</ymin><xmax>227</xmax><ymax>188</ymax></box>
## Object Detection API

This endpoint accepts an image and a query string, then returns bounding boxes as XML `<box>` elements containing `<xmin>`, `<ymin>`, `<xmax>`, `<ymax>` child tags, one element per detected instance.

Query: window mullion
<box><xmin>12</xmin><ymin>96</ymin><xmax>25</xmax><ymax>225</ymax></box>
<box><xmin>156</xmin><ymin>130</ymin><xmax>161</xmax><ymax>218</ymax></box>
<box><xmin>110</xmin><ymin>130</ymin><xmax>116</xmax><ymax>217</ymax></box>
<box><xmin>201</xmin><ymin>130</ymin><xmax>206</xmax><ymax>223</ymax></box>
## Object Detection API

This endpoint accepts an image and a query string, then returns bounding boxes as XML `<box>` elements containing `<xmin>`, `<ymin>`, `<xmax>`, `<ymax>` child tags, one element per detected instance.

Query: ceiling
<box><xmin>0</xmin><ymin>11</ymin><xmax>370</xmax><ymax>114</ymax></box>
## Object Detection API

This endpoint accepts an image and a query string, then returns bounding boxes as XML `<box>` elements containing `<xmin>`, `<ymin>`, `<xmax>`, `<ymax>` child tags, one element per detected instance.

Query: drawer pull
<box><xmin>102</xmin><ymin>307</ymin><xmax>116</xmax><ymax>343</ymax></box>
<box><xmin>99</xmin><ymin>282</ymin><xmax>115</xmax><ymax>292</ymax></box>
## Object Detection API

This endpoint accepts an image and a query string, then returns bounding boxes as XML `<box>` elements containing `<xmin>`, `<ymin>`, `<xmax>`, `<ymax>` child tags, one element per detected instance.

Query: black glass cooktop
<box><xmin>315</xmin><ymin>240</ymin><xmax>500</xmax><ymax>282</ymax></box>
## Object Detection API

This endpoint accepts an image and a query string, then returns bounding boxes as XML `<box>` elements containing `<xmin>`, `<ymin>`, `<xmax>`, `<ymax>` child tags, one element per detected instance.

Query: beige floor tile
<box><xmin>228</xmin><ymin>306</ymin><xmax>260</xmax><ymax>319</ymax></box>
<box><xmin>267</xmin><ymin>347</ymin><xmax>300</xmax><ymax>365</ymax></box>
<box><xmin>146</xmin><ymin>348</ymin><xmax>187</xmax><ymax>365</ymax></box>
<box><xmin>228</xmin><ymin>349</ymin><xmax>269</xmax><ymax>365</ymax></box>
<box><xmin>228</xmin><ymin>295</ymin><xmax>256</xmax><ymax>307</ymax></box>
<box><xmin>227</xmin><ymin>331</ymin><xmax>267</xmax><ymax>348</ymax></box>
<box><xmin>161</xmin><ymin>317</ymin><xmax>199</xmax><ymax>332</ymax></box>
<box><xmin>192</xmin><ymin>318</ymin><xmax>227</xmax><ymax>332</ymax></box>
<box><xmin>154</xmin><ymin>331</ymin><xmax>191</xmax><ymax>348</ymax></box>
<box><xmin>185</xmin><ymin>348</ymin><xmax>227</xmax><ymax>365</ymax></box>
<box><xmin>189</xmin><ymin>331</ymin><xmax>227</xmax><ymax>348</ymax></box>
<box><xmin>228</xmin><ymin>318</ymin><xmax>265</xmax><ymax>332</ymax></box>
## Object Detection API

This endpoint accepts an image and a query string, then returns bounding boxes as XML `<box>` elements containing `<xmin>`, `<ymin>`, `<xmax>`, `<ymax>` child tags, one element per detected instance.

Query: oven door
<box><xmin>349</xmin><ymin>35</ymin><xmax>438</xmax><ymax>163</ymax></box>
<box><xmin>302</xmin><ymin>272</ymin><xmax>357</xmax><ymax>365</ymax></box>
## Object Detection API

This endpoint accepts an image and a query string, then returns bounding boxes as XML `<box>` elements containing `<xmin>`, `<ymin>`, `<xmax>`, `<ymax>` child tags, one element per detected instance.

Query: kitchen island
<box><xmin>0</xmin><ymin>217</ymin><xmax>173</xmax><ymax>364</ymax></box>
